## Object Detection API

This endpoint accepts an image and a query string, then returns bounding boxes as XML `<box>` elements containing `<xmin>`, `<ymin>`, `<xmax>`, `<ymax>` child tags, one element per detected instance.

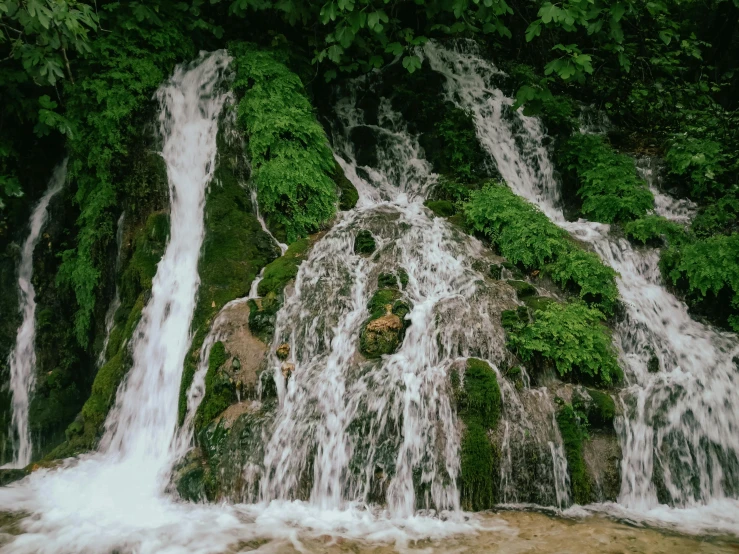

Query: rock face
<box><xmin>218</xmin><ymin>301</ymin><xmax>268</xmax><ymax>398</ymax></box>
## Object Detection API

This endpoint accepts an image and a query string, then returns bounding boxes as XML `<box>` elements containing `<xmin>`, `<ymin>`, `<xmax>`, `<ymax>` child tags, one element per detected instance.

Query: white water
<box><xmin>97</xmin><ymin>213</ymin><xmax>125</xmax><ymax>367</ymax></box>
<box><xmin>424</xmin><ymin>39</ymin><xmax>739</xmax><ymax>530</ymax></box>
<box><xmin>4</xmin><ymin>160</ymin><xmax>66</xmax><ymax>469</ymax></box>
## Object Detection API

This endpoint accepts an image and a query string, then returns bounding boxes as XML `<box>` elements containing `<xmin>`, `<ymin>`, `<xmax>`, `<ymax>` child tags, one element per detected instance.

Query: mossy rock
<box><xmin>359</xmin><ymin>312</ymin><xmax>404</xmax><ymax>358</ymax></box>
<box><xmin>257</xmin><ymin>238</ymin><xmax>311</xmax><ymax>297</ymax></box>
<box><xmin>354</xmin><ymin>230</ymin><xmax>376</xmax><ymax>255</ymax></box>
<box><xmin>489</xmin><ymin>263</ymin><xmax>502</xmax><ymax>280</ymax></box>
<box><xmin>556</xmin><ymin>403</ymin><xmax>591</xmax><ymax>504</ymax></box>
<box><xmin>424</xmin><ymin>199</ymin><xmax>456</xmax><ymax>217</ymax></box>
<box><xmin>333</xmin><ymin>161</ymin><xmax>359</xmax><ymax>211</ymax></box>
<box><xmin>506</xmin><ymin>279</ymin><xmax>537</xmax><ymax>299</ymax></box>
<box><xmin>367</xmin><ymin>288</ymin><xmax>401</xmax><ymax>317</ymax></box>
<box><xmin>248</xmin><ymin>294</ymin><xmax>281</xmax><ymax>344</ymax></box>
<box><xmin>397</xmin><ymin>268</ymin><xmax>409</xmax><ymax>288</ymax></box>
<box><xmin>457</xmin><ymin>358</ymin><xmax>501</xmax><ymax>510</ymax></box>
<box><xmin>377</xmin><ymin>272</ymin><xmax>398</xmax><ymax>289</ymax></box>
<box><xmin>501</xmin><ymin>308</ymin><xmax>527</xmax><ymax>330</ymax></box>
<box><xmin>583</xmin><ymin>388</ymin><xmax>616</xmax><ymax>429</ymax></box>
<box><xmin>194</xmin><ymin>341</ymin><xmax>235</xmax><ymax>433</ymax></box>
<box><xmin>522</xmin><ymin>295</ymin><xmax>557</xmax><ymax>314</ymax></box>
<box><xmin>647</xmin><ymin>354</ymin><xmax>660</xmax><ymax>373</ymax></box>
<box><xmin>0</xmin><ymin>468</ymin><xmax>28</xmax><ymax>486</ymax></box>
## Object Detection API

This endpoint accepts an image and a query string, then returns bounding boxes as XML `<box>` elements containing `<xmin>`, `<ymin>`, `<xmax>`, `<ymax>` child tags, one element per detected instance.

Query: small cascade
<box><xmin>636</xmin><ymin>157</ymin><xmax>697</xmax><ymax>225</ymax></box>
<box><xmin>97</xmin><ymin>213</ymin><xmax>126</xmax><ymax>367</ymax></box>
<box><xmin>4</xmin><ymin>159</ymin><xmax>67</xmax><ymax>469</ymax></box>
<box><xmin>424</xmin><ymin>40</ymin><xmax>739</xmax><ymax>517</ymax></box>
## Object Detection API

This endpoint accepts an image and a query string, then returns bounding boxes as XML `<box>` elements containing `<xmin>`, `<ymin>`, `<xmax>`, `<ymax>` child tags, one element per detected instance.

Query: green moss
<box><xmin>194</xmin><ymin>342</ymin><xmax>234</xmax><ymax>433</ymax></box>
<box><xmin>583</xmin><ymin>388</ymin><xmax>616</xmax><ymax>429</ymax></box>
<box><xmin>457</xmin><ymin>358</ymin><xmax>501</xmax><ymax>510</ymax></box>
<box><xmin>459</xmin><ymin>358</ymin><xmax>502</xmax><ymax>429</ymax></box>
<box><xmin>354</xmin><ymin>230</ymin><xmax>376</xmax><ymax>255</ymax></box>
<box><xmin>398</xmin><ymin>268</ymin><xmax>409</xmax><ymax>288</ymax></box>
<box><xmin>333</xmin><ymin>162</ymin><xmax>359</xmax><ymax>211</ymax></box>
<box><xmin>460</xmin><ymin>422</ymin><xmax>497</xmax><ymax>510</ymax></box>
<box><xmin>522</xmin><ymin>295</ymin><xmax>557</xmax><ymax>313</ymax></box>
<box><xmin>257</xmin><ymin>238</ymin><xmax>311</xmax><ymax>297</ymax></box>
<box><xmin>489</xmin><ymin>264</ymin><xmax>502</xmax><ymax>280</ymax></box>
<box><xmin>424</xmin><ymin>200</ymin><xmax>456</xmax><ymax>217</ymax></box>
<box><xmin>556</xmin><ymin>403</ymin><xmax>591</xmax><ymax>504</ymax></box>
<box><xmin>506</xmin><ymin>279</ymin><xmax>537</xmax><ymax>299</ymax></box>
<box><xmin>377</xmin><ymin>272</ymin><xmax>398</xmax><ymax>290</ymax></box>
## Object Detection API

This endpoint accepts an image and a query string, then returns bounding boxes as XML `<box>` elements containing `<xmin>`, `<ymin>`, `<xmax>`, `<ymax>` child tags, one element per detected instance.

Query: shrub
<box><xmin>623</xmin><ymin>215</ymin><xmax>686</xmax><ymax>246</ymax></box>
<box><xmin>465</xmin><ymin>183</ymin><xmax>619</xmax><ymax>314</ymax></box>
<box><xmin>663</xmin><ymin>233</ymin><xmax>739</xmax><ymax>332</ymax></box>
<box><xmin>503</xmin><ymin>301</ymin><xmax>622</xmax><ymax>386</ymax></box>
<box><xmin>561</xmin><ymin>134</ymin><xmax>654</xmax><ymax>223</ymax></box>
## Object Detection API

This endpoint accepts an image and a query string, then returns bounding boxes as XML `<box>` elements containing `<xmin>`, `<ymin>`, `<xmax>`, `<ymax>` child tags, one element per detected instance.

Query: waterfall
<box><xmin>97</xmin><ymin>213</ymin><xmax>125</xmax><ymax>367</ymax></box>
<box><xmin>423</xmin><ymin>40</ymin><xmax>739</xmax><ymax>516</ymax></box>
<box><xmin>4</xmin><ymin>159</ymin><xmax>66</xmax><ymax>469</ymax></box>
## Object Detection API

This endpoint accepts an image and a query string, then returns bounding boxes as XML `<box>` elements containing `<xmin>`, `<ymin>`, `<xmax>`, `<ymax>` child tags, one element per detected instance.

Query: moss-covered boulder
<box><xmin>453</xmin><ymin>358</ymin><xmax>502</xmax><ymax>511</ymax></box>
<box><xmin>360</xmin><ymin>308</ymin><xmax>404</xmax><ymax>358</ymax></box>
<box><xmin>506</xmin><ymin>279</ymin><xmax>537</xmax><ymax>299</ymax></box>
<box><xmin>556</xmin><ymin>403</ymin><xmax>591</xmax><ymax>504</ymax></box>
<box><xmin>333</xmin><ymin>162</ymin><xmax>359</xmax><ymax>211</ymax></box>
<box><xmin>354</xmin><ymin>229</ymin><xmax>376</xmax><ymax>255</ymax></box>
<box><xmin>424</xmin><ymin>199</ymin><xmax>456</xmax><ymax>217</ymax></box>
<box><xmin>257</xmin><ymin>238</ymin><xmax>311</xmax><ymax>298</ymax></box>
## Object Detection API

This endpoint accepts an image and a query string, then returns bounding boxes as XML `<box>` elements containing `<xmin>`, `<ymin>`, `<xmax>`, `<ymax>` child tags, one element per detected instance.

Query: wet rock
<box><xmin>377</xmin><ymin>272</ymin><xmax>398</xmax><ymax>289</ymax></box>
<box><xmin>276</xmin><ymin>342</ymin><xmax>290</xmax><ymax>360</ymax></box>
<box><xmin>354</xmin><ymin>230</ymin><xmax>376</xmax><ymax>255</ymax></box>
<box><xmin>583</xmin><ymin>431</ymin><xmax>622</xmax><ymax>502</ymax></box>
<box><xmin>0</xmin><ymin>469</ymin><xmax>28</xmax><ymax>487</ymax></box>
<box><xmin>360</xmin><ymin>311</ymin><xmax>404</xmax><ymax>358</ymax></box>
<box><xmin>489</xmin><ymin>263</ymin><xmax>502</xmax><ymax>280</ymax></box>
<box><xmin>216</xmin><ymin>301</ymin><xmax>269</xmax><ymax>400</ymax></box>
<box><xmin>424</xmin><ymin>199</ymin><xmax>455</xmax><ymax>217</ymax></box>
<box><xmin>506</xmin><ymin>279</ymin><xmax>537</xmax><ymax>299</ymax></box>
<box><xmin>648</xmin><ymin>353</ymin><xmax>660</xmax><ymax>373</ymax></box>
<box><xmin>522</xmin><ymin>295</ymin><xmax>557</xmax><ymax>314</ymax></box>
<box><xmin>281</xmin><ymin>362</ymin><xmax>295</xmax><ymax>379</ymax></box>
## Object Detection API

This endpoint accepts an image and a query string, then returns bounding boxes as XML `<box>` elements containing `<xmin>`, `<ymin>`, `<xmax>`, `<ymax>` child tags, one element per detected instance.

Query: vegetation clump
<box><xmin>194</xmin><ymin>342</ymin><xmax>234</xmax><ymax>433</ymax></box>
<box><xmin>560</xmin><ymin>134</ymin><xmax>654</xmax><ymax>224</ymax></box>
<box><xmin>455</xmin><ymin>358</ymin><xmax>501</xmax><ymax>511</ymax></box>
<box><xmin>257</xmin><ymin>238</ymin><xmax>311</xmax><ymax>298</ymax></box>
<box><xmin>556</xmin><ymin>403</ymin><xmax>591</xmax><ymax>505</ymax></box>
<box><xmin>231</xmin><ymin>42</ymin><xmax>337</xmax><ymax>242</ymax></box>
<box><xmin>354</xmin><ymin>230</ymin><xmax>377</xmax><ymax>255</ymax></box>
<box><xmin>502</xmin><ymin>301</ymin><xmax>622</xmax><ymax>386</ymax></box>
<box><xmin>623</xmin><ymin>215</ymin><xmax>686</xmax><ymax>247</ymax></box>
<box><xmin>359</xmin><ymin>283</ymin><xmax>411</xmax><ymax>359</ymax></box>
<box><xmin>465</xmin><ymin>183</ymin><xmax>619</xmax><ymax>314</ymax></box>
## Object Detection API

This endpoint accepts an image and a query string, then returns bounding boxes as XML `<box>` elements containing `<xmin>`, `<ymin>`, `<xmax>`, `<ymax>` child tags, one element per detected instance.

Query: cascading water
<box><xmin>4</xmin><ymin>160</ymin><xmax>66</xmax><ymax>469</ymax></box>
<box><xmin>97</xmin><ymin>213</ymin><xmax>125</xmax><ymax>367</ymax></box>
<box><xmin>424</xmin><ymin>40</ymin><xmax>739</xmax><ymax>526</ymax></box>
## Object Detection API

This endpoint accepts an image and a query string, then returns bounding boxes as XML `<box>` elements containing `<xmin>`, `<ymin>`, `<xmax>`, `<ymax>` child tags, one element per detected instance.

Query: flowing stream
<box><xmin>4</xmin><ymin>160</ymin><xmax>66</xmax><ymax>469</ymax></box>
<box><xmin>423</xmin><ymin>39</ymin><xmax>739</xmax><ymax>524</ymax></box>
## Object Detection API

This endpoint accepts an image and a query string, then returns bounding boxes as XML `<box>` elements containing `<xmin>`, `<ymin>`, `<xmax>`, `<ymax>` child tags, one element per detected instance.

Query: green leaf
<box><xmin>402</xmin><ymin>54</ymin><xmax>422</xmax><ymax>74</ymax></box>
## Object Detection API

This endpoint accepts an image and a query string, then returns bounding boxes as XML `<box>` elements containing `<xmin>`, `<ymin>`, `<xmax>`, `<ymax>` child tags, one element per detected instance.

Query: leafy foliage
<box><xmin>560</xmin><ymin>134</ymin><xmax>654</xmax><ymax>223</ymax></box>
<box><xmin>231</xmin><ymin>42</ymin><xmax>337</xmax><ymax>242</ymax></box>
<box><xmin>465</xmin><ymin>182</ymin><xmax>619</xmax><ymax>314</ymax></box>
<box><xmin>503</xmin><ymin>301</ymin><xmax>622</xmax><ymax>386</ymax></box>
<box><xmin>662</xmin><ymin>233</ymin><xmax>739</xmax><ymax>331</ymax></box>
<box><xmin>623</xmin><ymin>215</ymin><xmax>686</xmax><ymax>246</ymax></box>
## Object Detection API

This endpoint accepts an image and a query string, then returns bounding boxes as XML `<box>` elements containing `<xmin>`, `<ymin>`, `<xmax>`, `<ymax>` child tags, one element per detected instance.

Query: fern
<box><xmin>561</xmin><ymin>134</ymin><xmax>654</xmax><ymax>223</ymax></box>
<box><xmin>230</xmin><ymin>42</ymin><xmax>337</xmax><ymax>242</ymax></box>
<box><xmin>465</xmin><ymin>182</ymin><xmax>619</xmax><ymax>314</ymax></box>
